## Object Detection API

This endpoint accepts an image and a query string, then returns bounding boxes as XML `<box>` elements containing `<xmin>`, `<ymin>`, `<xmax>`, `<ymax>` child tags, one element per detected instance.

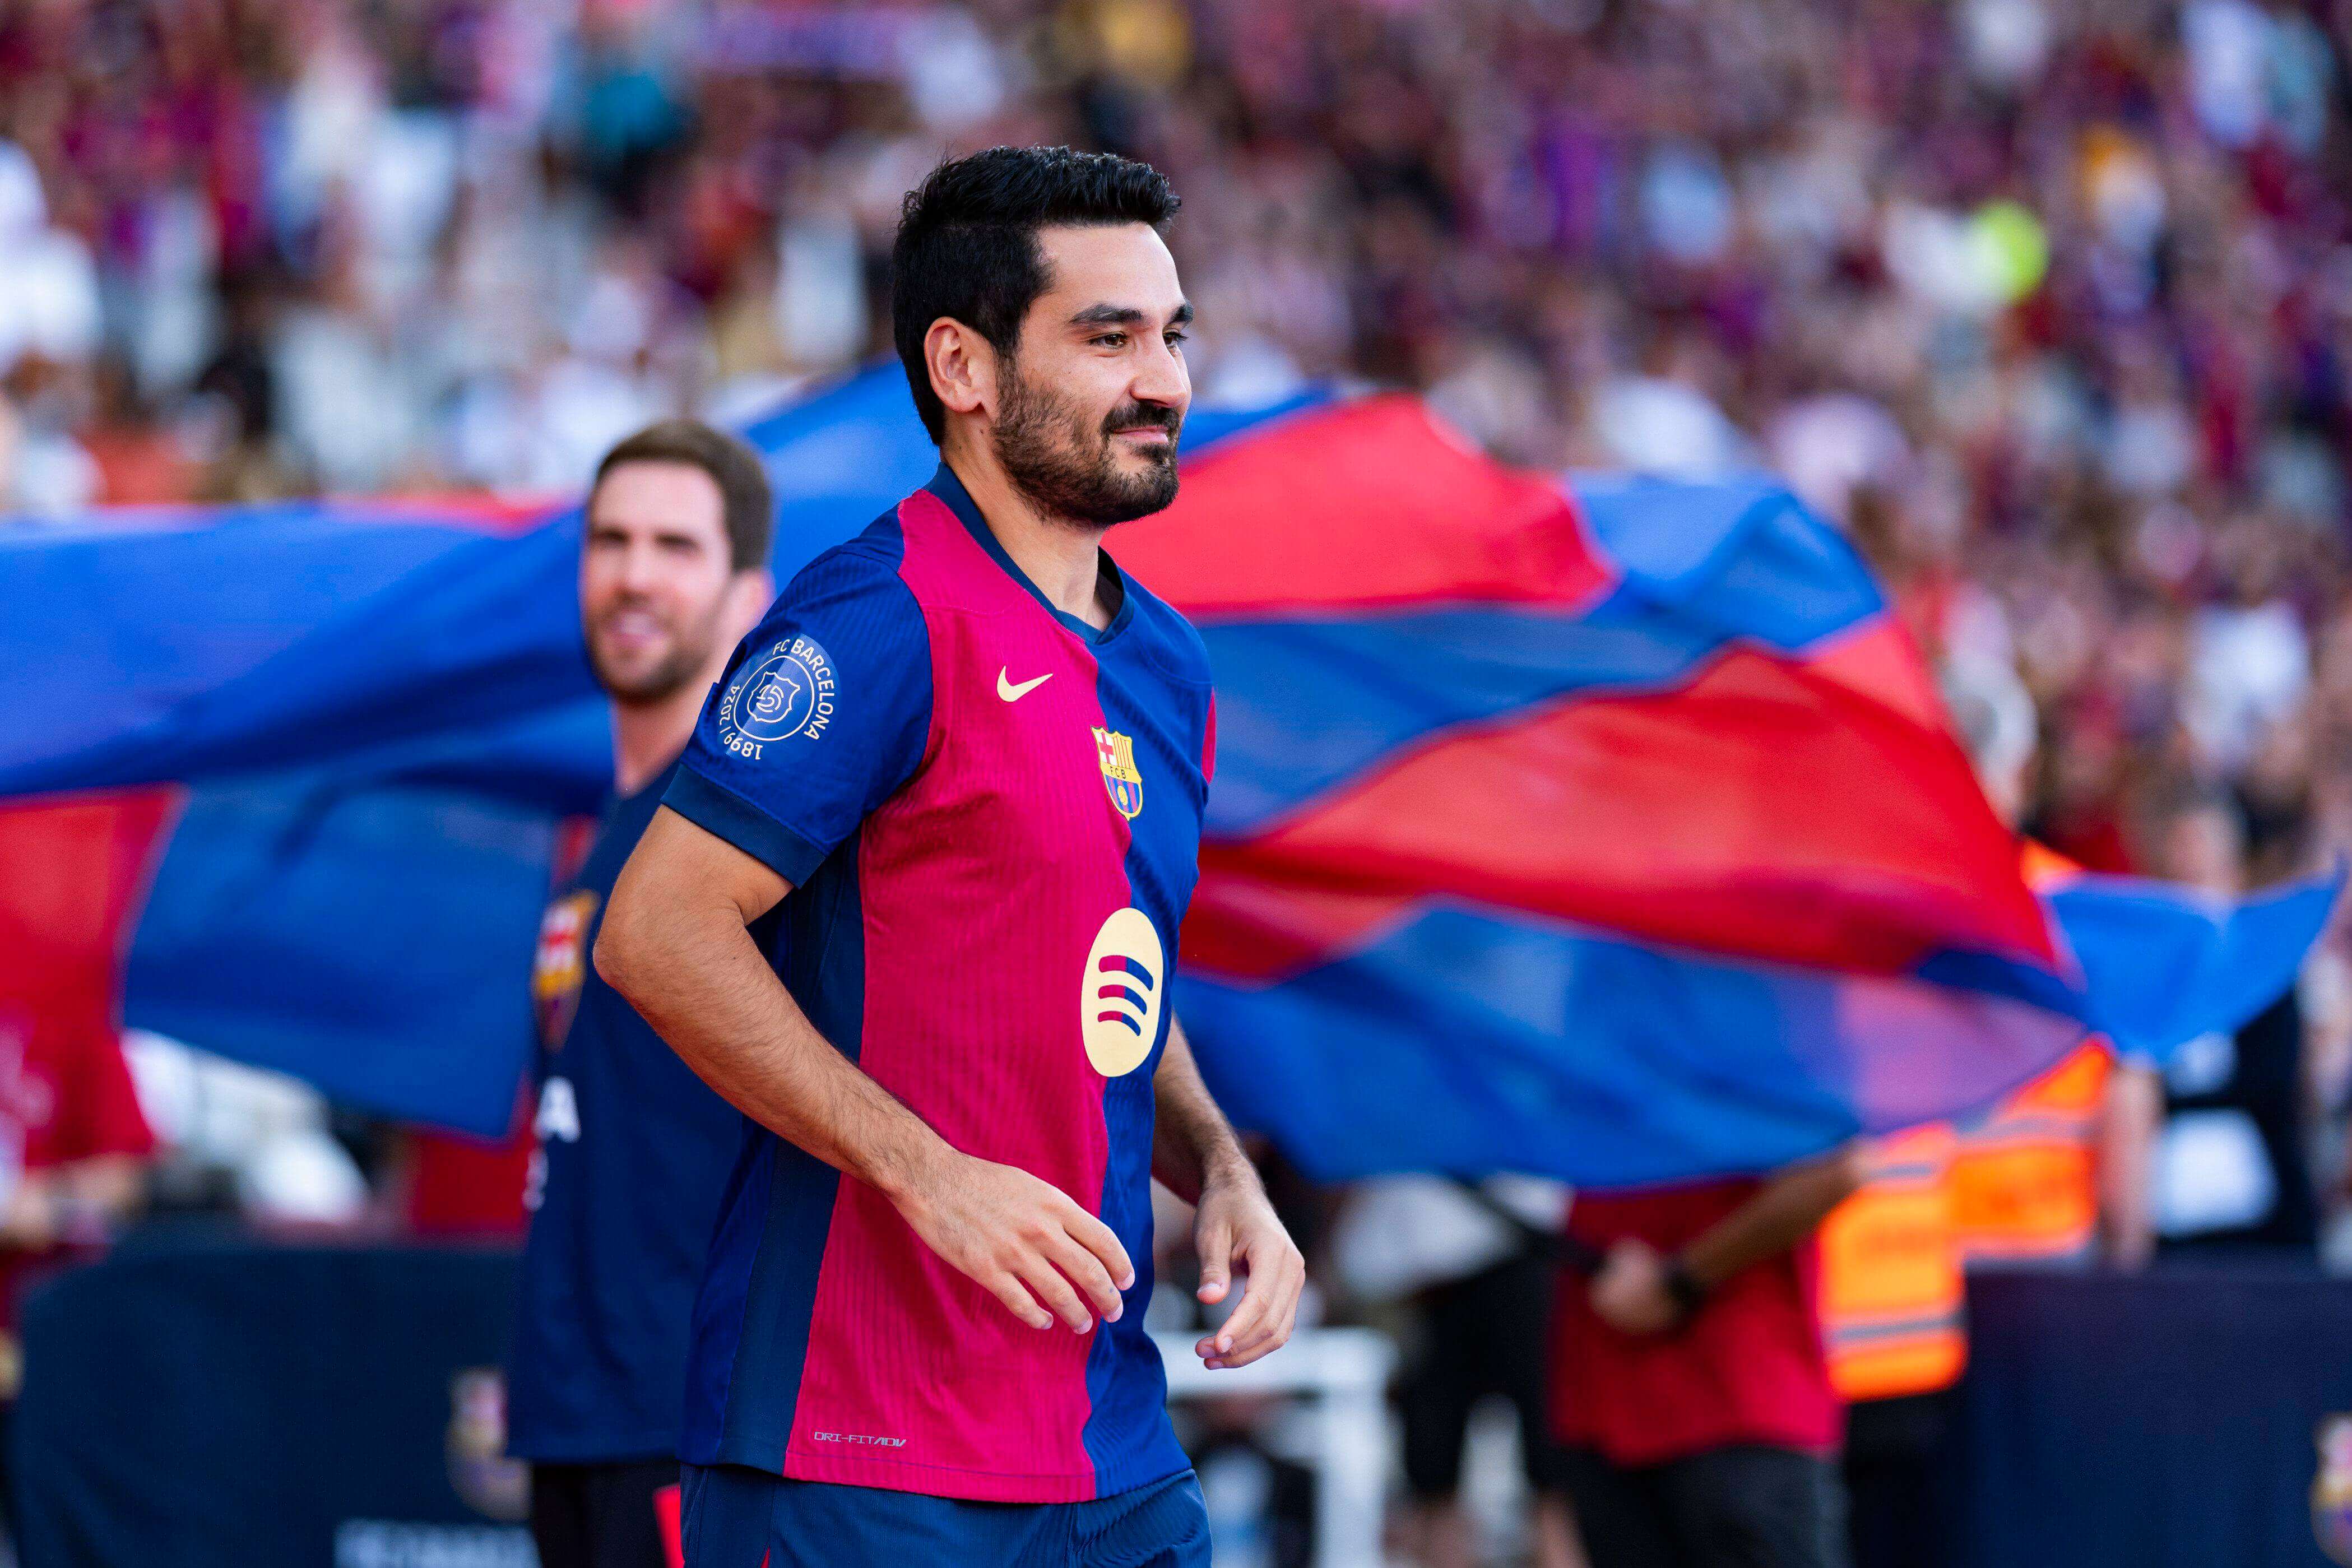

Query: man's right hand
<box><xmin>1589</xmin><ymin>1237</ymin><xmax>1682</xmax><ymax>1336</ymax></box>
<box><xmin>894</xmin><ymin>1153</ymin><xmax>1135</xmax><ymax>1333</ymax></box>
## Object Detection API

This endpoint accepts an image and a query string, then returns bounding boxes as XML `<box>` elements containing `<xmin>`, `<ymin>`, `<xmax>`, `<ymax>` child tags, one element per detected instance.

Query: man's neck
<box><xmin>611</xmin><ymin>681</ymin><xmax>706</xmax><ymax>797</ymax></box>
<box><xmin>943</xmin><ymin>437</ymin><xmax>1111</xmax><ymax>630</ymax></box>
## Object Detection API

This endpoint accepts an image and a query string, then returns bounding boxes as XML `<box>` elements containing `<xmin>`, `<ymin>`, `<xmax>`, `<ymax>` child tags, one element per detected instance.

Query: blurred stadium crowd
<box><xmin>7</xmin><ymin>0</ymin><xmax>2352</xmax><ymax>882</ymax></box>
<box><xmin>8</xmin><ymin>0</ymin><xmax>2352</xmax><ymax>1557</ymax></box>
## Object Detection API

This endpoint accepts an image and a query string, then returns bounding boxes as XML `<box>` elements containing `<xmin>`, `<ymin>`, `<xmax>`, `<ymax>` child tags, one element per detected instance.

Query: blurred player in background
<box><xmin>1334</xmin><ymin>1175</ymin><xmax>1584</xmax><ymax>1568</ymax></box>
<box><xmin>596</xmin><ymin>145</ymin><xmax>1303</xmax><ymax>1568</ymax></box>
<box><xmin>505</xmin><ymin>421</ymin><xmax>774</xmax><ymax>1568</ymax></box>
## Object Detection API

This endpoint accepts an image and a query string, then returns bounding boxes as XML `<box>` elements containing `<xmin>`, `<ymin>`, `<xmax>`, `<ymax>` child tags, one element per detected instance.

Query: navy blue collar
<box><xmin>925</xmin><ymin>462</ymin><xmax>1133</xmax><ymax>646</ymax></box>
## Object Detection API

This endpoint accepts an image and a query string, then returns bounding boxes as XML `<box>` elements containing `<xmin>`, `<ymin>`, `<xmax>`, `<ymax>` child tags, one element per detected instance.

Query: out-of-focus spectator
<box><xmin>1550</xmin><ymin>1148</ymin><xmax>1866</xmax><ymax>1568</ymax></box>
<box><xmin>1816</xmin><ymin>1127</ymin><xmax>1966</xmax><ymax>1568</ymax></box>
<box><xmin>1333</xmin><ymin>1176</ymin><xmax>1582</xmax><ymax>1568</ymax></box>
<box><xmin>0</xmin><ymin>1000</ymin><xmax>151</xmax><ymax>1557</ymax></box>
<box><xmin>0</xmin><ymin>1006</ymin><xmax>152</xmax><ymax>1380</ymax></box>
<box><xmin>0</xmin><ymin>794</ymin><xmax>172</xmax><ymax>1394</ymax></box>
<box><xmin>123</xmin><ymin>1032</ymin><xmax>372</xmax><ymax>1228</ymax></box>
<box><xmin>2143</xmin><ymin>789</ymin><xmax>2323</xmax><ymax>1254</ymax></box>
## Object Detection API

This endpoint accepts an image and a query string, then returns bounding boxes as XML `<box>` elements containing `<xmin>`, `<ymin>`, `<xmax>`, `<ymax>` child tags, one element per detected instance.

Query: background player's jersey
<box><xmin>662</xmin><ymin>464</ymin><xmax>1214</xmax><ymax>1503</ymax></box>
<box><xmin>507</xmin><ymin>757</ymin><xmax>746</xmax><ymax>1462</ymax></box>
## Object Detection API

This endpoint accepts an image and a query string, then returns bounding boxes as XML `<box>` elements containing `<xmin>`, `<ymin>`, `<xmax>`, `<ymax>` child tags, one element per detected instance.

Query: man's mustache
<box><xmin>591</xmin><ymin>598</ymin><xmax>675</xmax><ymax>633</ymax></box>
<box><xmin>1102</xmin><ymin>403</ymin><xmax>1181</xmax><ymax>438</ymax></box>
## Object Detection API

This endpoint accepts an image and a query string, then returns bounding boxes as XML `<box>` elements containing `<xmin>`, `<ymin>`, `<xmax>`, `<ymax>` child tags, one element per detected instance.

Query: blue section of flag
<box><xmin>1569</xmin><ymin>471</ymin><xmax>1886</xmax><ymax>633</ymax></box>
<box><xmin>2</xmin><ymin>508</ymin><xmax>608</xmax><ymax>807</ymax></box>
<box><xmin>2044</xmin><ymin>867</ymin><xmax>2344</xmax><ymax>1060</ymax></box>
<box><xmin>123</xmin><ymin>774</ymin><xmax>554</xmax><ymax>1135</ymax></box>
<box><xmin>1177</xmin><ymin>867</ymin><xmax>2342</xmax><ymax>1186</ymax></box>
<box><xmin>1175</xmin><ymin>902</ymin><xmax>2087</xmax><ymax>1187</ymax></box>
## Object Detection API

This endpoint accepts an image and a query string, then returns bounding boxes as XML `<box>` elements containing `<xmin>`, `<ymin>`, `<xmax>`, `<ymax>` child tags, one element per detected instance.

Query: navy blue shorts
<box><xmin>679</xmin><ymin>1463</ymin><xmax>1212</xmax><ymax>1568</ymax></box>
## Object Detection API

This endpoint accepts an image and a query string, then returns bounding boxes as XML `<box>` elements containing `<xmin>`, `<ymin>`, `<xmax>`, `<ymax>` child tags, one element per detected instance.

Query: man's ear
<box><xmin>925</xmin><ymin>318</ymin><xmax>998</xmax><ymax>425</ymax></box>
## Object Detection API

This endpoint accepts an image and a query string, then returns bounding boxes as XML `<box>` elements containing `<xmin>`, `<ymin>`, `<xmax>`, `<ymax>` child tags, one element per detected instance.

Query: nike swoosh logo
<box><xmin>998</xmin><ymin>668</ymin><xmax>1053</xmax><ymax>702</ymax></box>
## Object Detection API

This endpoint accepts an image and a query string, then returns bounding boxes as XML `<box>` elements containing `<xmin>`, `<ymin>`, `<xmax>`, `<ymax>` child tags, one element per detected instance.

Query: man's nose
<box><xmin>1131</xmin><ymin>338</ymin><xmax>1190</xmax><ymax>412</ymax></box>
<box><xmin>613</xmin><ymin>541</ymin><xmax>661</xmax><ymax>592</ymax></box>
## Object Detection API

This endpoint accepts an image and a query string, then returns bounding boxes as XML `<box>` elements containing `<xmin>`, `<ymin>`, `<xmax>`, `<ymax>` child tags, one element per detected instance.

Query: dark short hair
<box><xmin>589</xmin><ymin>419</ymin><xmax>773</xmax><ymax>570</ymax></box>
<box><xmin>891</xmin><ymin>145</ymin><xmax>1180</xmax><ymax>444</ymax></box>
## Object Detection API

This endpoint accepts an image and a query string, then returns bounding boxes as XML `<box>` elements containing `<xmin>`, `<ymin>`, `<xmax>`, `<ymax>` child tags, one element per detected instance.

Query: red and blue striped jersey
<box><xmin>660</xmin><ymin>463</ymin><xmax>1212</xmax><ymax>1502</ymax></box>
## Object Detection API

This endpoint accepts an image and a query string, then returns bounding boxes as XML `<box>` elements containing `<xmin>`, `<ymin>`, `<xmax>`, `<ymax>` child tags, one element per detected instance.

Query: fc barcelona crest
<box><xmin>1093</xmin><ymin>727</ymin><xmax>1144</xmax><ymax>820</ymax></box>
<box><xmin>532</xmin><ymin>890</ymin><xmax>599</xmax><ymax>1049</ymax></box>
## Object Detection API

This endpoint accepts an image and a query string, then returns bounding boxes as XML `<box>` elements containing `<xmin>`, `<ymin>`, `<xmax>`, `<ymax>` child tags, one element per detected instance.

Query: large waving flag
<box><xmin>3</xmin><ymin>369</ymin><xmax>2333</xmax><ymax>1174</ymax></box>
<box><xmin>1130</xmin><ymin>399</ymin><xmax>2039</xmax><ymax>1184</ymax></box>
<box><xmin>1143</xmin><ymin>396</ymin><xmax>2336</xmax><ymax>1183</ymax></box>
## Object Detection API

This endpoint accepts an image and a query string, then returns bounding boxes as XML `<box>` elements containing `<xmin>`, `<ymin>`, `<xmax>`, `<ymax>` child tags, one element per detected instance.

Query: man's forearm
<box><xmin>596</xmin><ymin>873</ymin><xmax>951</xmax><ymax>1203</ymax></box>
<box><xmin>1679</xmin><ymin>1142</ymin><xmax>1866</xmax><ymax>1290</ymax></box>
<box><xmin>2098</xmin><ymin>1060</ymin><xmax>2160</xmax><ymax>1267</ymax></box>
<box><xmin>597</xmin><ymin>810</ymin><xmax>1144</xmax><ymax>1334</ymax></box>
<box><xmin>1151</xmin><ymin>1019</ymin><xmax>1254</xmax><ymax>1204</ymax></box>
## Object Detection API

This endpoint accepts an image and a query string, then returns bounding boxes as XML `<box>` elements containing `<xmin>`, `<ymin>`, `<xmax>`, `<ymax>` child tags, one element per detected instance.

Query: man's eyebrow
<box><xmin>1070</xmin><ymin>301</ymin><xmax>1195</xmax><ymax>329</ymax></box>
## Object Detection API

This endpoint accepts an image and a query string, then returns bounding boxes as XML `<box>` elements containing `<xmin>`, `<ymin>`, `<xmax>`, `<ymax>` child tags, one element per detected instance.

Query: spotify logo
<box><xmin>1081</xmin><ymin>907</ymin><xmax>1165</xmax><ymax>1077</ymax></box>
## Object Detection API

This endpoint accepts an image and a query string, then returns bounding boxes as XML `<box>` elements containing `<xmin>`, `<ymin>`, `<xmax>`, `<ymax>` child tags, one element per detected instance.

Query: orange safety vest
<box><xmin>1942</xmin><ymin>838</ymin><xmax>2112</xmax><ymax>1264</ymax></box>
<box><xmin>1816</xmin><ymin>1124</ymin><xmax>1967</xmax><ymax>1403</ymax></box>
<box><xmin>1949</xmin><ymin>1042</ymin><xmax>2108</xmax><ymax>1263</ymax></box>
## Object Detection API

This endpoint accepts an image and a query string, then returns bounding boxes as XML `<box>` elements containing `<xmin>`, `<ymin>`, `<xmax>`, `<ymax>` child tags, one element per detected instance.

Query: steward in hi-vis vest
<box><xmin>1817</xmin><ymin>1124</ymin><xmax>1966</xmax><ymax>1405</ymax></box>
<box><xmin>1950</xmin><ymin>1043</ymin><xmax>2109</xmax><ymax>1264</ymax></box>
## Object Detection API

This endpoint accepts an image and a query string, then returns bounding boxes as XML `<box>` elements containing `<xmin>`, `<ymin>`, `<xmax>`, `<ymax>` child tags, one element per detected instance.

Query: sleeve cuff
<box><xmin>662</xmin><ymin>765</ymin><xmax>831</xmax><ymax>887</ymax></box>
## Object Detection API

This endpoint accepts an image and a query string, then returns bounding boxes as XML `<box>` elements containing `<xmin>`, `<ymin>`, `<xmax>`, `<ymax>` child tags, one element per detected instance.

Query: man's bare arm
<box><xmin>598</xmin><ymin>807</ymin><xmax>945</xmax><ymax>1193</ymax></box>
<box><xmin>1589</xmin><ymin>1142</ymin><xmax>1867</xmax><ymax>1335</ymax></box>
<box><xmin>1151</xmin><ymin>1017</ymin><xmax>1252</xmax><ymax>1205</ymax></box>
<box><xmin>597</xmin><ymin>807</ymin><xmax>1133</xmax><ymax>1332</ymax></box>
<box><xmin>1153</xmin><ymin>1018</ymin><xmax>1305</xmax><ymax>1367</ymax></box>
<box><xmin>1678</xmin><ymin>1142</ymin><xmax>1867</xmax><ymax>1289</ymax></box>
<box><xmin>2098</xmin><ymin>1060</ymin><xmax>2161</xmax><ymax>1270</ymax></box>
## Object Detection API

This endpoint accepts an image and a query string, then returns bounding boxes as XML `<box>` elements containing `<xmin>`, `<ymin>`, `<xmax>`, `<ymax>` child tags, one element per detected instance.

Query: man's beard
<box><xmin>586</xmin><ymin>600</ymin><xmax>726</xmax><ymax>707</ymax></box>
<box><xmin>991</xmin><ymin>361</ymin><xmax>1181</xmax><ymax>527</ymax></box>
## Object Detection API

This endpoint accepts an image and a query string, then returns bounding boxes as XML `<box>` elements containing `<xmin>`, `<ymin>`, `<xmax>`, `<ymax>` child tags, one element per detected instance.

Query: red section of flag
<box><xmin>1180</xmin><ymin>869</ymin><xmax>1420</xmax><ymax>981</ymax></box>
<box><xmin>402</xmin><ymin>1104</ymin><xmax>532</xmax><ymax>1240</ymax></box>
<box><xmin>1802</xmin><ymin>617</ymin><xmax>1950</xmax><ymax>729</ymax></box>
<box><xmin>1195</xmin><ymin>642</ymin><xmax>2053</xmax><ymax>982</ymax></box>
<box><xmin>0</xmin><ymin>791</ymin><xmax>178</xmax><ymax>1027</ymax></box>
<box><xmin>1116</xmin><ymin>396</ymin><xmax>1612</xmax><ymax>615</ymax></box>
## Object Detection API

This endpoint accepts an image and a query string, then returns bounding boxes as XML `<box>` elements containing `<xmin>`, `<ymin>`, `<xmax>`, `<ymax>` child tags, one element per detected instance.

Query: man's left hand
<box><xmin>1192</xmin><ymin>1173</ymin><xmax>1305</xmax><ymax>1368</ymax></box>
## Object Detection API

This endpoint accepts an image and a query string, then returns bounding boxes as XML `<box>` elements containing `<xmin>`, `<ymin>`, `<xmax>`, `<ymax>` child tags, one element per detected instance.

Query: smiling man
<box><xmin>507</xmin><ymin>420</ymin><xmax>774</xmax><ymax>1568</ymax></box>
<box><xmin>594</xmin><ymin>147</ymin><xmax>1302</xmax><ymax>1568</ymax></box>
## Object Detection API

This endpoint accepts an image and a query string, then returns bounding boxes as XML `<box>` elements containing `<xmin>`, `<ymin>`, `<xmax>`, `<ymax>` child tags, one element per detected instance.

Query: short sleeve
<box><xmin>664</xmin><ymin>546</ymin><xmax>933</xmax><ymax>885</ymax></box>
